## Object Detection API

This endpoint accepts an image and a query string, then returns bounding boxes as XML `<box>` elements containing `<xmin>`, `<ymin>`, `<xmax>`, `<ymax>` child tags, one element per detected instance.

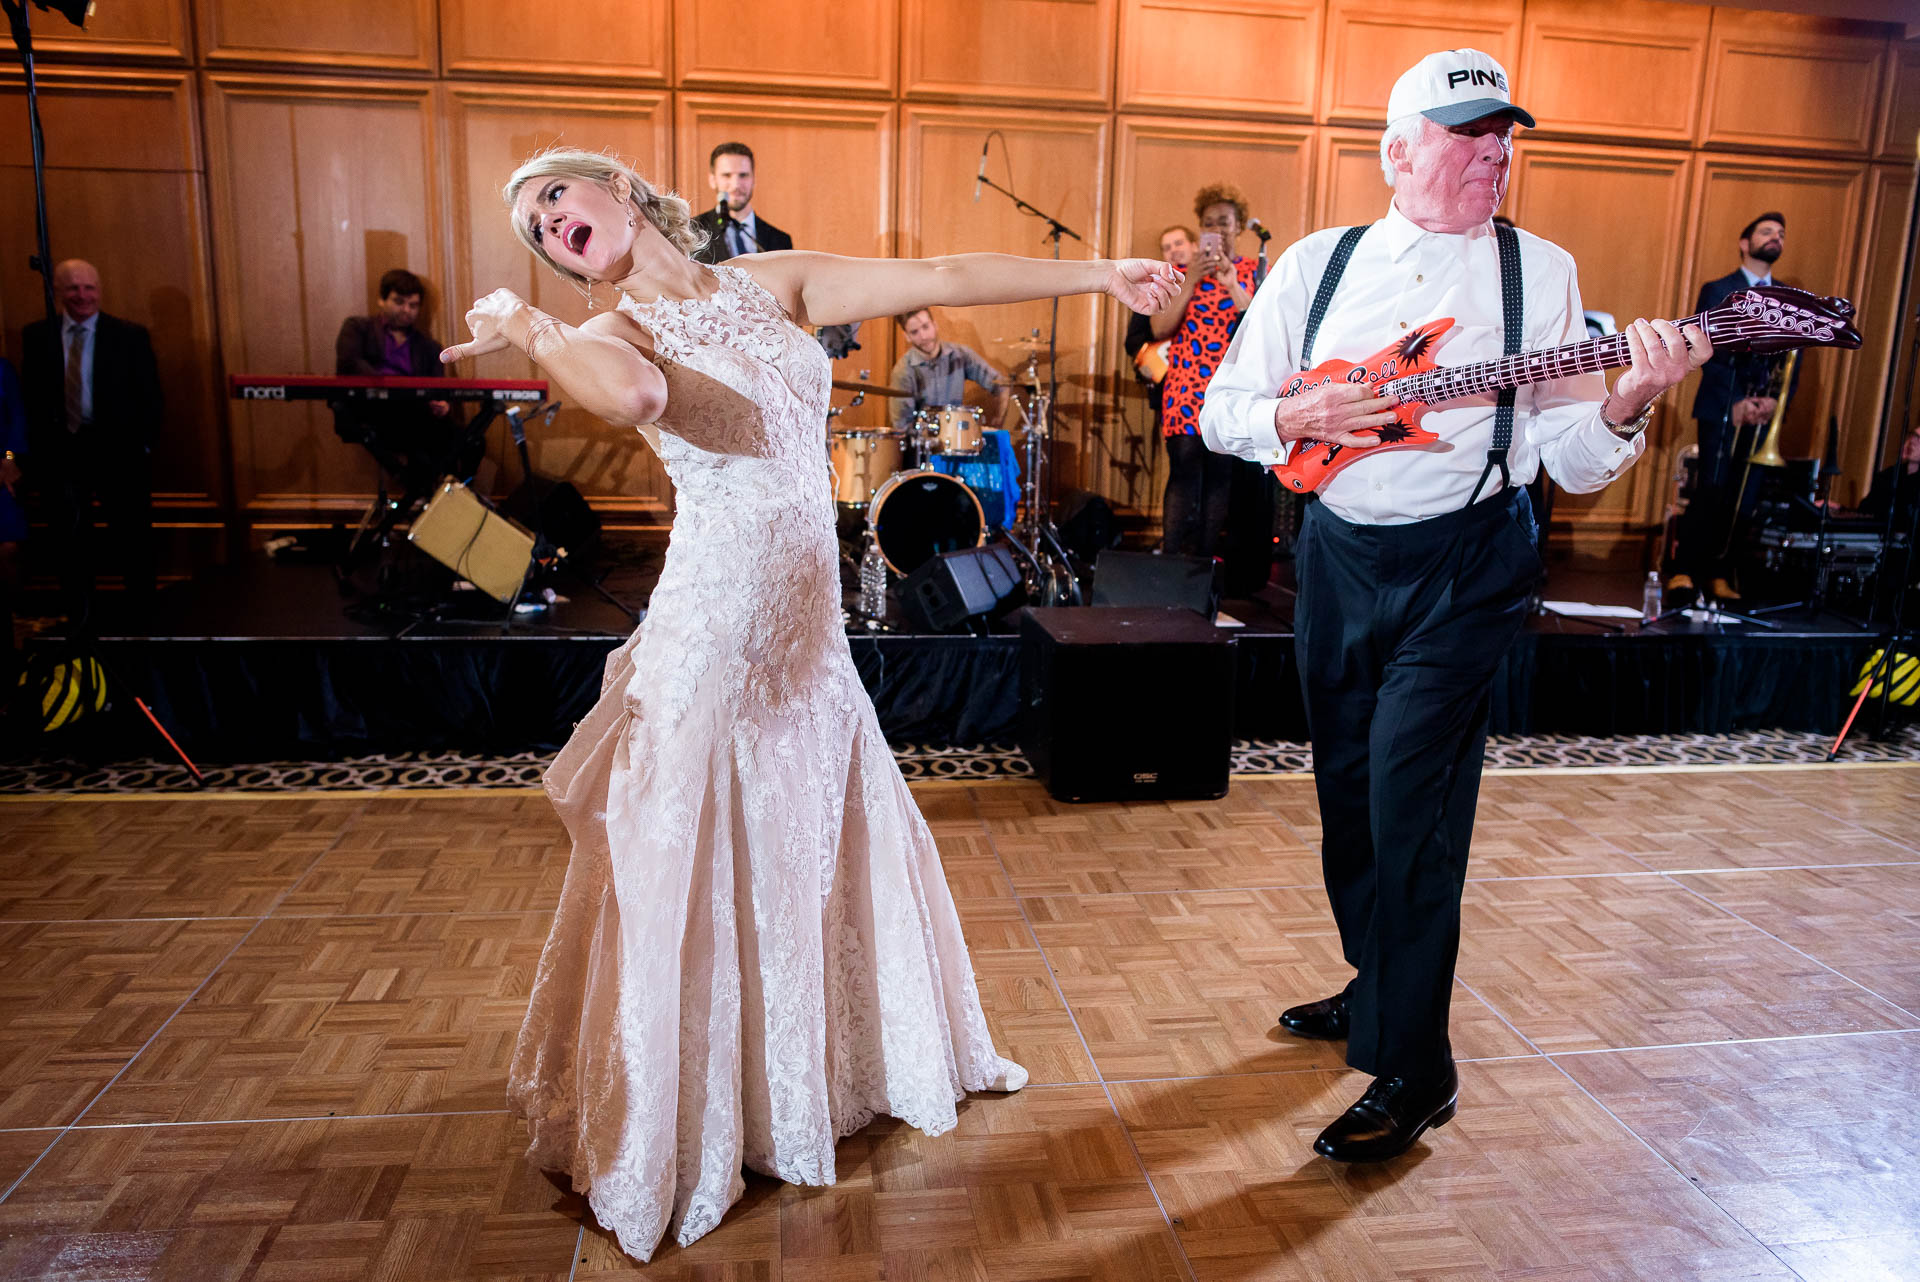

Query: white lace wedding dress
<box><xmin>507</xmin><ymin>264</ymin><xmax>1026</xmax><ymax>1263</ymax></box>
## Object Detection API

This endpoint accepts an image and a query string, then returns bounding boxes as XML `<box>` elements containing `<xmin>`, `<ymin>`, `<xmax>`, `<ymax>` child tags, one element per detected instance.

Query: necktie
<box><xmin>64</xmin><ymin>323</ymin><xmax>85</xmax><ymax>432</ymax></box>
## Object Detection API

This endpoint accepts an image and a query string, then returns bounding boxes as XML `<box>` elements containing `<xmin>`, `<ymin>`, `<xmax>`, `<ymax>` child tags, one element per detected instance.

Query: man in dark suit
<box><xmin>690</xmin><ymin>142</ymin><xmax>793</xmax><ymax>264</ymax></box>
<box><xmin>334</xmin><ymin>268</ymin><xmax>469</xmax><ymax>494</ymax></box>
<box><xmin>1673</xmin><ymin>211</ymin><xmax>1789</xmax><ymax>601</ymax></box>
<box><xmin>23</xmin><ymin>258</ymin><xmax>164</xmax><ymax>624</ymax></box>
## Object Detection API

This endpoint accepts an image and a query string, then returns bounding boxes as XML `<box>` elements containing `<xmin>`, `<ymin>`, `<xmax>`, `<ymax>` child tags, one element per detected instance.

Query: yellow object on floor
<box><xmin>1851</xmin><ymin>649</ymin><xmax>1920</xmax><ymax>706</ymax></box>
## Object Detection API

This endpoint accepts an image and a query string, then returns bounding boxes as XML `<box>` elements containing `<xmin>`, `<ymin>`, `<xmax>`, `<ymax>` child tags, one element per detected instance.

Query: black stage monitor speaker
<box><xmin>1090</xmin><ymin>549</ymin><xmax>1222</xmax><ymax>620</ymax></box>
<box><xmin>1020</xmin><ymin>606</ymin><xmax>1232</xmax><ymax>802</ymax></box>
<box><xmin>901</xmin><ymin>543</ymin><xmax>1024</xmax><ymax>632</ymax></box>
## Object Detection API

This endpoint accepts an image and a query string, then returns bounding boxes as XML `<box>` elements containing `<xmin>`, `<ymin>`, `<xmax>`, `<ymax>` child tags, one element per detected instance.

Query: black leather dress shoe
<box><xmin>1312</xmin><ymin>1063</ymin><xmax>1458</xmax><ymax>1162</ymax></box>
<box><xmin>1278</xmin><ymin>991</ymin><xmax>1350</xmax><ymax>1040</ymax></box>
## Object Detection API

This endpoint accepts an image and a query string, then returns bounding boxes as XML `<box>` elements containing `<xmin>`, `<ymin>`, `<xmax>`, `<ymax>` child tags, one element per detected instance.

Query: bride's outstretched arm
<box><xmin>441</xmin><ymin>288</ymin><xmax>668</xmax><ymax>426</ymax></box>
<box><xmin>740</xmin><ymin>252</ymin><xmax>1180</xmax><ymax>330</ymax></box>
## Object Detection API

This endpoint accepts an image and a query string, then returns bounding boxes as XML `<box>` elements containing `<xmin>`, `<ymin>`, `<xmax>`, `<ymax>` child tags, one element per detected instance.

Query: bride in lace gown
<box><xmin>438</xmin><ymin>149</ymin><xmax>1177</xmax><ymax>1262</ymax></box>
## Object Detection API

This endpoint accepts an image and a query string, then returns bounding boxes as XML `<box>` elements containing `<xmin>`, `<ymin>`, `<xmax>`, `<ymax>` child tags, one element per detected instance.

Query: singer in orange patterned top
<box><xmin>1151</xmin><ymin>182</ymin><xmax>1259</xmax><ymax>556</ymax></box>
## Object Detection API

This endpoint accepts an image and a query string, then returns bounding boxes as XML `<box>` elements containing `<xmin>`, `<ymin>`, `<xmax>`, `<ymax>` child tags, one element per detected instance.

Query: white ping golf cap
<box><xmin>1386</xmin><ymin>49</ymin><xmax>1535</xmax><ymax>129</ymax></box>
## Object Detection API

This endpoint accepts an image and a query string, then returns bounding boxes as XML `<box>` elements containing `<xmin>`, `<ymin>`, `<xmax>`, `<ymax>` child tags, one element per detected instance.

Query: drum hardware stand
<box><xmin>1008</xmin><ymin>380</ymin><xmax>1081</xmax><ymax>605</ymax></box>
<box><xmin>829</xmin><ymin>376</ymin><xmax>871</xmax><ymax>584</ymax></box>
<box><xmin>976</xmin><ymin>137</ymin><xmax>1084</xmax><ymax>605</ymax></box>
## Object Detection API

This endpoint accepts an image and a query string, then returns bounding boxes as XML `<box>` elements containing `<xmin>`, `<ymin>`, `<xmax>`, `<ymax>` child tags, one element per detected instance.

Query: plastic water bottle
<box><xmin>859</xmin><ymin>533</ymin><xmax>888</xmax><ymax>620</ymax></box>
<box><xmin>1641</xmin><ymin>571</ymin><xmax>1662</xmax><ymax>625</ymax></box>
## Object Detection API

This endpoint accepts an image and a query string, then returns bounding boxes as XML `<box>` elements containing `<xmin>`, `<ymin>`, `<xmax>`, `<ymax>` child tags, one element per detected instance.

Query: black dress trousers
<box><xmin>1293</xmin><ymin>486</ymin><xmax>1544</xmax><ymax>1079</ymax></box>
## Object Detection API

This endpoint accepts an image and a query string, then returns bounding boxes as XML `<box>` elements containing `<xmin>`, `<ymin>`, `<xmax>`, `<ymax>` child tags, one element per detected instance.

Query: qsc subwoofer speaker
<box><xmin>1019</xmin><ymin>606</ymin><xmax>1232</xmax><ymax>802</ymax></box>
<box><xmin>900</xmin><ymin>542</ymin><xmax>1024</xmax><ymax>633</ymax></box>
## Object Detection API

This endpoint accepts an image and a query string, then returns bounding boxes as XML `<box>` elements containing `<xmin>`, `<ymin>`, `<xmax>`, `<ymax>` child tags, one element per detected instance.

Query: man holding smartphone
<box><xmin>1152</xmin><ymin>183</ymin><xmax>1258</xmax><ymax>556</ymax></box>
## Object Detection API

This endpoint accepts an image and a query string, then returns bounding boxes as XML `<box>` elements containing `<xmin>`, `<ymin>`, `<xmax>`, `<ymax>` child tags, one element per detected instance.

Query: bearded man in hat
<box><xmin>1200</xmin><ymin>49</ymin><xmax>1711</xmax><ymax>1161</ymax></box>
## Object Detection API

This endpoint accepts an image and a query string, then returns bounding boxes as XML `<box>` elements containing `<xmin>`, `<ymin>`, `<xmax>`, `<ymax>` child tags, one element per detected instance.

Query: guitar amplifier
<box><xmin>1019</xmin><ymin>607</ymin><xmax>1233</xmax><ymax>802</ymax></box>
<box><xmin>409</xmin><ymin>478</ymin><xmax>536</xmax><ymax>603</ymax></box>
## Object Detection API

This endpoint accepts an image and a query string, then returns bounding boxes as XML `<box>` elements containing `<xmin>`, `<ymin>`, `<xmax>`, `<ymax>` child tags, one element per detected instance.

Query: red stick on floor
<box><xmin>134</xmin><ymin>696</ymin><xmax>205</xmax><ymax>784</ymax></box>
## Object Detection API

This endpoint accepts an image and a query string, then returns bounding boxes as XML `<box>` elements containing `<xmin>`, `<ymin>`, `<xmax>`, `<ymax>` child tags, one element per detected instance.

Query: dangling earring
<box><xmin>628</xmin><ymin>216</ymin><xmax>635</xmax><ymax>227</ymax></box>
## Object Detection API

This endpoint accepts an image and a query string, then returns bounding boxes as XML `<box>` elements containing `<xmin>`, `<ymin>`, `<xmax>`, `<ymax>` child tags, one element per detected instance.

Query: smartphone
<box><xmin>1199</xmin><ymin>231</ymin><xmax>1224</xmax><ymax>256</ymax></box>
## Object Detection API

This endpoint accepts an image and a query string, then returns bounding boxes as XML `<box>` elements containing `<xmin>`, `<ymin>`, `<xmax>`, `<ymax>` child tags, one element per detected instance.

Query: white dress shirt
<box><xmin>63</xmin><ymin>311</ymin><xmax>98</xmax><ymax>426</ymax></box>
<box><xmin>1200</xmin><ymin>202</ymin><xmax>1643</xmax><ymax>525</ymax></box>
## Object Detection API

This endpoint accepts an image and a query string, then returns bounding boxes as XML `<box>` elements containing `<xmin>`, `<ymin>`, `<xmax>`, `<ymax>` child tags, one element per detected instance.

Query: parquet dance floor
<box><xmin>2</xmin><ymin>765</ymin><xmax>1917</xmax><ymax>1280</ymax></box>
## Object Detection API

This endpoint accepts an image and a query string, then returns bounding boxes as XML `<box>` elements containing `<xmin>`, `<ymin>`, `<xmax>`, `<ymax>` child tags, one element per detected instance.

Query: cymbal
<box><xmin>832</xmin><ymin>378</ymin><xmax>912</xmax><ymax>397</ymax></box>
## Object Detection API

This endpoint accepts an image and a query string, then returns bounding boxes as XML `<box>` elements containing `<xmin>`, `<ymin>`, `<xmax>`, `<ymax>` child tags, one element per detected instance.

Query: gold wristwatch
<box><xmin>1600</xmin><ymin>394</ymin><xmax>1654</xmax><ymax>440</ymax></box>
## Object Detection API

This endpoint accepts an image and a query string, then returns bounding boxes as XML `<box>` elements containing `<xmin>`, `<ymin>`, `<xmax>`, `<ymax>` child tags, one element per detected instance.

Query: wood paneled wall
<box><xmin>3</xmin><ymin>0</ymin><xmax>1915</xmax><ymax>566</ymax></box>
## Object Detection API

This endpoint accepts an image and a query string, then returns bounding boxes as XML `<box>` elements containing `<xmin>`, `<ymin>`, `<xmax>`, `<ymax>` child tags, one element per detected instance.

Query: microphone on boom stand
<box><xmin>713</xmin><ymin>193</ymin><xmax>762</xmax><ymax>254</ymax></box>
<box><xmin>974</xmin><ymin>138</ymin><xmax>988</xmax><ymax>202</ymax></box>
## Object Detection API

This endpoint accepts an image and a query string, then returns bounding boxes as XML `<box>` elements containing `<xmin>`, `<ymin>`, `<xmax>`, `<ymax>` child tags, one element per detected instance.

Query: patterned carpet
<box><xmin>2</xmin><ymin>727</ymin><xmax>1915</xmax><ymax>793</ymax></box>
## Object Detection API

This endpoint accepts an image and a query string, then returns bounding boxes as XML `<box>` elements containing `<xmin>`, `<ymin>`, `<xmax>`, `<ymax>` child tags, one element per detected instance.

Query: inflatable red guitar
<box><xmin>1271</xmin><ymin>285</ymin><xmax>1862</xmax><ymax>495</ymax></box>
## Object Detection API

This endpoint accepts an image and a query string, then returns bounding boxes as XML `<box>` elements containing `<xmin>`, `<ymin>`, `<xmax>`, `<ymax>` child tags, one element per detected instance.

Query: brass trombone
<box><xmin>1718</xmin><ymin>349</ymin><xmax>1798</xmax><ymax>559</ymax></box>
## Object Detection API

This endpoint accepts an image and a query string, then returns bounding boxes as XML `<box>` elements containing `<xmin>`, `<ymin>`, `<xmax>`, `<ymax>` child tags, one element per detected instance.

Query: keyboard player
<box><xmin>333</xmin><ymin>269</ymin><xmax>476</xmax><ymax>491</ymax></box>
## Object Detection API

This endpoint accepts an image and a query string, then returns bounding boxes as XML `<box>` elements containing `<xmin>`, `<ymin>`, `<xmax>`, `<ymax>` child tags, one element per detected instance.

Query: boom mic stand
<box><xmin>1249</xmin><ymin>218</ymin><xmax>1272</xmax><ymax>290</ymax></box>
<box><xmin>714</xmin><ymin>199</ymin><xmax>763</xmax><ymax>255</ymax></box>
<box><xmin>976</xmin><ymin>151</ymin><xmax>1084</xmax><ymax>603</ymax></box>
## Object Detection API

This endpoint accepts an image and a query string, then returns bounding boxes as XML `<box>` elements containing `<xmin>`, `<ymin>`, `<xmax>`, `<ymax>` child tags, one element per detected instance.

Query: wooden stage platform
<box><xmin>2</xmin><ymin>766</ymin><xmax>1917</xmax><ymax>1280</ymax></box>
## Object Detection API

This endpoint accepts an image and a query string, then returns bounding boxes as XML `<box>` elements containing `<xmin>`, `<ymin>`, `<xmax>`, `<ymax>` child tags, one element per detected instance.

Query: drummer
<box><xmin>890</xmin><ymin>307</ymin><xmax>1010</xmax><ymax>431</ymax></box>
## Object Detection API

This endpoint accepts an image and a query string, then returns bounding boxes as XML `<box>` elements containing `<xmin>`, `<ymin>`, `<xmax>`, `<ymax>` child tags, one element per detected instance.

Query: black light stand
<box><xmin>0</xmin><ymin>0</ymin><xmax>71</xmax><ymax>323</ymax></box>
<box><xmin>3</xmin><ymin>1</ymin><xmax>203</xmax><ymax>783</ymax></box>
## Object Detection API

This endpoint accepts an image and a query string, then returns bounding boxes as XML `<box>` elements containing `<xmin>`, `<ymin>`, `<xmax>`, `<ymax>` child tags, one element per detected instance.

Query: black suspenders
<box><xmin>1468</xmin><ymin>223</ymin><xmax>1525</xmax><ymax>506</ymax></box>
<box><xmin>1299</xmin><ymin>222</ymin><xmax>1524</xmax><ymax>508</ymax></box>
<box><xmin>1300</xmin><ymin>225</ymin><xmax>1367</xmax><ymax>367</ymax></box>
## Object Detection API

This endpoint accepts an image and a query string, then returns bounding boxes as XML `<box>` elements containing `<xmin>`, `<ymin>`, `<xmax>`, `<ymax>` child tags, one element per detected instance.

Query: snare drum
<box><xmin>917</xmin><ymin>405</ymin><xmax>985</xmax><ymax>458</ymax></box>
<box><xmin>827</xmin><ymin>427</ymin><xmax>903</xmax><ymax>507</ymax></box>
<box><xmin>868</xmin><ymin>470</ymin><xmax>985</xmax><ymax>575</ymax></box>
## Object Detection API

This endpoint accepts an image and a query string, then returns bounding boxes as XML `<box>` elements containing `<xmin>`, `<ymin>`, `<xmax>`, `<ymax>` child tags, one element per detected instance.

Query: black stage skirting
<box><xmin>64</xmin><ymin>559</ymin><xmax>1886</xmax><ymax>760</ymax></box>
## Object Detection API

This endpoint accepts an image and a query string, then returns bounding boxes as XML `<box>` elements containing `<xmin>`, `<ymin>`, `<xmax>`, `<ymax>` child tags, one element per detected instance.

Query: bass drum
<box><xmin>868</xmin><ymin>470</ymin><xmax>985</xmax><ymax>576</ymax></box>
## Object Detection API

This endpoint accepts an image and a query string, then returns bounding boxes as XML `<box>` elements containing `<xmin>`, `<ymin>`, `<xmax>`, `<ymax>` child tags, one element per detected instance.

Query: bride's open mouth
<box><xmin>564</xmin><ymin>221</ymin><xmax>592</xmax><ymax>255</ymax></box>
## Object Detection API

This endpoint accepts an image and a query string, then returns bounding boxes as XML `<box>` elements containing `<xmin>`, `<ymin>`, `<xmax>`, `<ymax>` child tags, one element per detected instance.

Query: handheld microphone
<box><xmin>1248</xmin><ymin>217</ymin><xmax>1272</xmax><ymax>243</ymax></box>
<box><xmin>974</xmin><ymin>138</ymin><xmax>988</xmax><ymax>203</ymax></box>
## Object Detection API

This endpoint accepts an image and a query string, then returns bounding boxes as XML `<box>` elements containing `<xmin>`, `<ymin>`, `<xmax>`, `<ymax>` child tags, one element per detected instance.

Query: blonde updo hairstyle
<box><xmin>503</xmin><ymin>147</ymin><xmax>709</xmax><ymax>289</ymax></box>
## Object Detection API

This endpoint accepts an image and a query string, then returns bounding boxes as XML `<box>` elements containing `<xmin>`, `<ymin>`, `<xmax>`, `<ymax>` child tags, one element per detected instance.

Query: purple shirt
<box><xmin>371</xmin><ymin>323</ymin><xmax>414</xmax><ymax>377</ymax></box>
